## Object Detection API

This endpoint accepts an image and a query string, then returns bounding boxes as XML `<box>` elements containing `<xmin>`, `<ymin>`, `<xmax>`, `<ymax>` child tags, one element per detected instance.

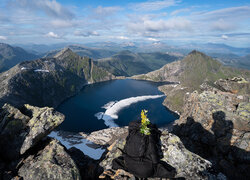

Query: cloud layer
<box><xmin>0</xmin><ymin>0</ymin><xmax>249</xmax><ymax>46</ymax></box>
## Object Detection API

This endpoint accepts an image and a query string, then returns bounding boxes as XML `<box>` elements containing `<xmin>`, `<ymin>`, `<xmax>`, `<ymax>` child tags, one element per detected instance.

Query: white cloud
<box><xmin>45</xmin><ymin>32</ymin><xmax>60</xmax><ymax>38</ymax></box>
<box><xmin>74</xmin><ymin>31</ymin><xmax>100</xmax><ymax>37</ymax></box>
<box><xmin>211</xmin><ymin>19</ymin><xmax>236</xmax><ymax>31</ymax></box>
<box><xmin>131</xmin><ymin>0</ymin><xmax>180</xmax><ymax>11</ymax></box>
<box><xmin>117</xmin><ymin>36</ymin><xmax>129</xmax><ymax>40</ymax></box>
<box><xmin>147</xmin><ymin>38</ymin><xmax>158</xmax><ymax>41</ymax></box>
<box><xmin>127</xmin><ymin>17</ymin><xmax>192</xmax><ymax>34</ymax></box>
<box><xmin>171</xmin><ymin>8</ymin><xmax>190</xmax><ymax>16</ymax></box>
<box><xmin>221</xmin><ymin>34</ymin><xmax>228</xmax><ymax>40</ymax></box>
<box><xmin>50</xmin><ymin>20</ymin><xmax>74</xmax><ymax>28</ymax></box>
<box><xmin>196</xmin><ymin>6</ymin><xmax>250</xmax><ymax>21</ymax></box>
<box><xmin>94</xmin><ymin>6</ymin><xmax>122</xmax><ymax>16</ymax></box>
<box><xmin>0</xmin><ymin>36</ymin><xmax>7</xmax><ymax>40</ymax></box>
<box><xmin>11</xmin><ymin>0</ymin><xmax>74</xmax><ymax>20</ymax></box>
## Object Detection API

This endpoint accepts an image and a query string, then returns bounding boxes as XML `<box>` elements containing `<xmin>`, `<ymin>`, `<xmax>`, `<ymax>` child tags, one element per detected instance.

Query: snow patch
<box><xmin>97</xmin><ymin>95</ymin><xmax>165</xmax><ymax>128</ymax></box>
<box><xmin>94</xmin><ymin>112</ymin><xmax>104</xmax><ymax>120</ymax></box>
<box><xmin>21</xmin><ymin>67</ymin><xmax>27</xmax><ymax>70</ymax></box>
<box><xmin>34</xmin><ymin>69</ymin><xmax>49</xmax><ymax>72</ymax></box>
<box><xmin>102</xmin><ymin>101</ymin><xmax>116</xmax><ymax>109</ymax></box>
<box><xmin>48</xmin><ymin>131</ymin><xmax>105</xmax><ymax>160</ymax></box>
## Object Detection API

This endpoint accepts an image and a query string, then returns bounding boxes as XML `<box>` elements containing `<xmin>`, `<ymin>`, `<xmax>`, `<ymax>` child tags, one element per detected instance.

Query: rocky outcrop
<box><xmin>86</xmin><ymin>127</ymin><xmax>128</xmax><ymax>145</ymax></box>
<box><xmin>0</xmin><ymin>48</ymin><xmax>115</xmax><ymax>108</ymax></box>
<box><xmin>214</xmin><ymin>77</ymin><xmax>250</xmax><ymax>95</ymax></box>
<box><xmin>0</xmin><ymin>103</ymin><xmax>64</xmax><ymax>160</ymax></box>
<box><xmin>172</xmin><ymin>89</ymin><xmax>250</xmax><ymax>179</ymax></box>
<box><xmin>0</xmin><ymin>104</ymin><xmax>81</xmax><ymax>180</ymax></box>
<box><xmin>18</xmin><ymin>138</ymin><xmax>81</xmax><ymax>180</ymax></box>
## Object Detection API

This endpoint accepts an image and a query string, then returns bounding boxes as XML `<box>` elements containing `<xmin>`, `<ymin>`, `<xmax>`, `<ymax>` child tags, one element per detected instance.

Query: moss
<box><xmin>70</xmin><ymin>85</ymin><xmax>75</xmax><ymax>92</ymax></box>
<box><xmin>168</xmin><ymin>136</ymin><xmax>180</xmax><ymax>144</ymax></box>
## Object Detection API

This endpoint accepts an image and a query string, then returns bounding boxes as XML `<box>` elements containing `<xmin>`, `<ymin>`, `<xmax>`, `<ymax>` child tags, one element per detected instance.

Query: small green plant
<box><xmin>140</xmin><ymin>109</ymin><xmax>151</xmax><ymax>135</ymax></box>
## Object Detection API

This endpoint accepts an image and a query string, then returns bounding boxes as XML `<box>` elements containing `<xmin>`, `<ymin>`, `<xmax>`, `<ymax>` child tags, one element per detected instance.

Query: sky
<box><xmin>0</xmin><ymin>0</ymin><xmax>250</xmax><ymax>47</ymax></box>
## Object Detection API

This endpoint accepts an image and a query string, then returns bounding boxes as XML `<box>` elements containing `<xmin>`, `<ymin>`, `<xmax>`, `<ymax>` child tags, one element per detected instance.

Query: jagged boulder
<box><xmin>173</xmin><ymin>89</ymin><xmax>250</xmax><ymax>179</ymax></box>
<box><xmin>18</xmin><ymin>138</ymin><xmax>81</xmax><ymax>180</ymax></box>
<box><xmin>99</xmin><ymin>128</ymin><xmax>219</xmax><ymax>180</ymax></box>
<box><xmin>214</xmin><ymin>77</ymin><xmax>250</xmax><ymax>95</ymax></box>
<box><xmin>0</xmin><ymin>103</ymin><xmax>64</xmax><ymax>160</ymax></box>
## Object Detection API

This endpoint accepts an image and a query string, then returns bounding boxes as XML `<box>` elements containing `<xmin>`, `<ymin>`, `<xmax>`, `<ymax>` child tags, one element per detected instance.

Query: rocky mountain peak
<box><xmin>186</xmin><ymin>50</ymin><xmax>210</xmax><ymax>60</ymax></box>
<box><xmin>54</xmin><ymin>47</ymin><xmax>76</xmax><ymax>59</ymax></box>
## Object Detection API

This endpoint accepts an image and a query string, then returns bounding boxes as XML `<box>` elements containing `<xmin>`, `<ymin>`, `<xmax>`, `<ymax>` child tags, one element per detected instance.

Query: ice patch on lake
<box><xmin>48</xmin><ymin>131</ymin><xmax>105</xmax><ymax>160</ymax></box>
<box><xmin>94</xmin><ymin>112</ymin><xmax>104</xmax><ymax>120</ymax></box>
<box><xmin>102</xmin><ymin>101</ymin><xmax>116</xmax><ymax>109</ymax></box>
<box><xmin>96</xmin><ymin>94</ymin><xmax>165</xmax><ymax>128</ymax></box>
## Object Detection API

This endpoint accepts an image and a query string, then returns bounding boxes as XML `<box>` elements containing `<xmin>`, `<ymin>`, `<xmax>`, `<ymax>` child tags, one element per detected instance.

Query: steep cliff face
<box><xmin>0</xmin><ymin>48</ymin><xmax>115</xmax><ymax>108</ymax></box>
<box><xmin>172</xmin><ymin>88</ymin><xmax>250</xmax><ymax>179</ymax></box>
<box><xmin>133</xmin><ymin>50</ymin><xmax>250</xmax><ymax>113</ymax></box>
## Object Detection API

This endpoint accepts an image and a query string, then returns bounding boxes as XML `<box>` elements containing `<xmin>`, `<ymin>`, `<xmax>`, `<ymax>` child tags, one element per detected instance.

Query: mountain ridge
<box><xmin>96</xmin><ymin>50</ymin><xmax>179</xmax><ymax>76</ymax></box>
<box><xmin>0</xmin><ymin>48</ymin><xmax>115</xmax><ymax>108</ymax></box>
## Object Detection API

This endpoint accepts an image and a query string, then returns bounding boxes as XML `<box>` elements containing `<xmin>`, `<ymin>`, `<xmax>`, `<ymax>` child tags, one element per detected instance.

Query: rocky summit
<box><xmin>0</xmin><ymin>48</ymin><xmax>115</xmax><ymax>108</ymax></box>
<box><xmin>0</xmin><ymin>102</ymin><xmax>228</xmax><ymax>180</ymax></box>
<box><xmin>172</xmin><ymin>82</ymin><xmax>250</xmax><ymax>179</ymax></box>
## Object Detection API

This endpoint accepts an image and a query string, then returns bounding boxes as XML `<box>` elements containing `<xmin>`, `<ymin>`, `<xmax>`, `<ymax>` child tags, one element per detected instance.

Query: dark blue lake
<box><xmin>57</xmin><ymin>79</ymin><xmax>178</xmax><ymax>133</ymax></box>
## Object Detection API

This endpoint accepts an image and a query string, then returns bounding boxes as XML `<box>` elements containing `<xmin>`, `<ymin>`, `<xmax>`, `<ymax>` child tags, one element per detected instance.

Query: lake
<box><xmin>57</xmin><ymin>79</ymin><xmax>179</xmax><ymax>133</ymax></box>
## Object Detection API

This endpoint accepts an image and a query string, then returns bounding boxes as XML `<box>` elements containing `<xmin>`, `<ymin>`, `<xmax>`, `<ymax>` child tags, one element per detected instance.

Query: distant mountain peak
<box><xmin>119</xmin><ymin>50</ymin><xmax>133</xmax><ymax>54</ymax></box>
<box><xmin>54</xmin><ymin>47</ymin><xmax>75</xmax><ymax>59</ymax></box>
<box><xmin>188</xmin><ymin>50</ymin><xmax>205</xmax><ymax>55</ymax></box>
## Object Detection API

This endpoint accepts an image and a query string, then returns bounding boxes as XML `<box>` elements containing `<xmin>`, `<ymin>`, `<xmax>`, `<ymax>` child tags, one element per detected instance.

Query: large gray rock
<box><xmin>173</xmin><ymin>89</ymin><xmax>250</xmax><ymax>179</ymax></box>
<box><xmin>18</xmin><ymin>138</ymin><xmax>81</xmax><ymax>180</ymax></box>
<box><xmin>0</xmin><ymin>103</ymin><xmax>64</xmax><ymax>160</ymax></box>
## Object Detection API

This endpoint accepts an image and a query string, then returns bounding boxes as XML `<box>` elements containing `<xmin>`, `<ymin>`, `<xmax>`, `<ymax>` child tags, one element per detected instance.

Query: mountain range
<box><xmin>0</xmin><ymin>43</ymin><xmax>39</xmax><ymax>73</ymax></box>
<box><xmin>44</xmin><ymin>45</ymin><xmax>116</xmax><ymax>59</ymax></box>
<box><xmin>95</xmin><ymin>50</ymin><xmax>180</xmax><ymax>76</ymax></box>
<box><xmin>4</xmin><ymin>42</ymin><xmax>250</xmax><ymax>71</ymax></box>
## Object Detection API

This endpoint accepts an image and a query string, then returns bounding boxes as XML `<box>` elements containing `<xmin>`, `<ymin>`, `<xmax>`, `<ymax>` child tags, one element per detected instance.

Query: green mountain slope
<box><xmin>0</xmin><ymin>48</ymin><xmax>114</xmax><ymax>108</ymax></box>
<box><xmin>0</xmin><ymin>43</ymin><xmax>39</xmax><ymax>73</ymax></box>
<box><xmin>95</xmin><ymin>50</ymin><xmax>179</xmax><ymax>76</ymax></box>
<box><xmin>133</xmin><ymin>50</ymin><xmax>250</xmax><ymax>113</ymax></box>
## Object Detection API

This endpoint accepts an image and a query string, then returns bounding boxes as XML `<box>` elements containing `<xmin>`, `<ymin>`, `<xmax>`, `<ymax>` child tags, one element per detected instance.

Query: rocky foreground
<box><xmin>0</xmin><ymin>77</ymin><xmax>249</xmax><ymax>180</ymax></box>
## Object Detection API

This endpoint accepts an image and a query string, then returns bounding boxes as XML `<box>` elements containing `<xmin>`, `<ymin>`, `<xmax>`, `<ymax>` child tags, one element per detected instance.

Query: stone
<box><xmin>172</xmin><ymin>89</ymin><xmax>250</xmax><ymax>179</ymax></box>
<box><xmin>18</xmin><ymin>138</ymin><xmax>81</xmax><ymax>180</ymax></box>
<box><xmin>0</xmin><ymin>103</ymin><xmax>64</xmax><ymax>160</ymax></box>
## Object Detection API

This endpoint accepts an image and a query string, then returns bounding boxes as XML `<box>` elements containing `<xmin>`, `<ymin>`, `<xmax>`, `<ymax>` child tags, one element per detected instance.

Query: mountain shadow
<box><xmin>172</xmin><ymin>111</ymin><xmax>250</xmax><ymax>180</ymax></box>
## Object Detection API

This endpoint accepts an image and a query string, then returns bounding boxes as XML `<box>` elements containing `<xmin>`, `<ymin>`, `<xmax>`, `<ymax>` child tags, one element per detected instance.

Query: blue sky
<box><xmin>0</xmin><ymin>0</ymin><xmax>250</xmax><ymax>47</ymax></box>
